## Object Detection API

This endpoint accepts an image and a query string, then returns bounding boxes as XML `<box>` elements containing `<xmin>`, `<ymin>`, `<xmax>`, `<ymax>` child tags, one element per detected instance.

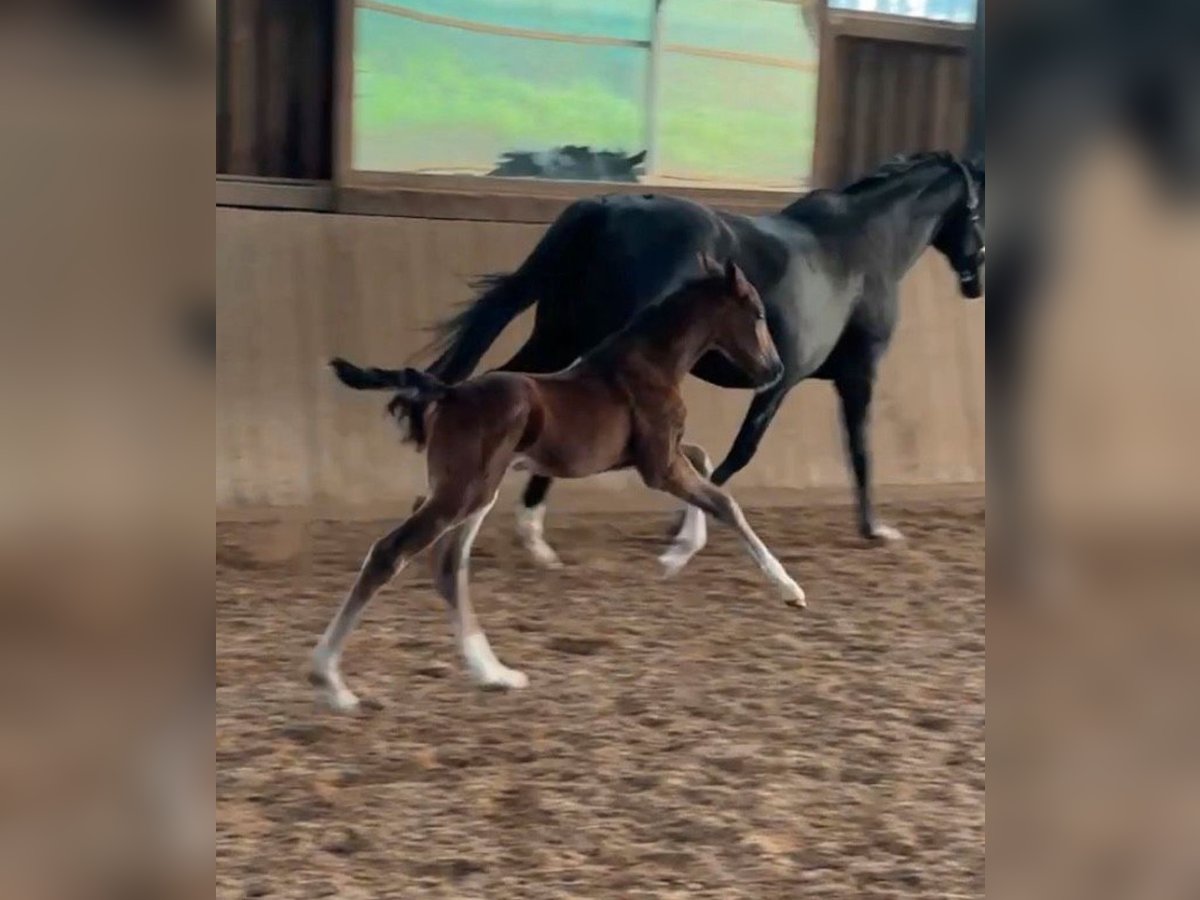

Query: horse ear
<box><xmin>697</xmin><ymin>252</ymin><xmax>718</xmax><ymax>274</ymax></box>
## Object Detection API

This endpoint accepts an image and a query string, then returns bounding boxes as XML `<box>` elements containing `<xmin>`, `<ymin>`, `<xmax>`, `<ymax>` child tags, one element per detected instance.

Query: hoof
<box><xmin>308</xmin><ymin>664</ymin><xmax>361</xmax><ymax>713</ymax></box>
<box><xmin>324</xmin><ymin>687</ymin><xmax>362</xmax><ymax>713</ymax></box>
<box><xmin>779</xmin><ymin>579</ymin><xmax>807</xmax><ymax>608</ymax></box>
<box><xmin>866</xmin><ymin>523</ymin><xmax>904</xmax><ymax>543</ymax></box>
<box><xmin>480</xmin><ymin>668</ymin><xmax>529</xmax><ymax>691</ymax></box>
<box><xmin>658</xmin><ymin>546</ymin><xmax>695</xmax><ymax>578</ymax></box>
<box><xmin>525</xmin><ymin>542</ymin><xmax>563</xmax><ymax>569</ymax></box>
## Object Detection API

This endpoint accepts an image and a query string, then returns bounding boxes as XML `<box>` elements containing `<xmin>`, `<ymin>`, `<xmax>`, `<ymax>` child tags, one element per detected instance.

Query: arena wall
<box><xmin>217</xmin><ymin>207</ymin><xmax>983</xmax><ymax>518</ymax></box>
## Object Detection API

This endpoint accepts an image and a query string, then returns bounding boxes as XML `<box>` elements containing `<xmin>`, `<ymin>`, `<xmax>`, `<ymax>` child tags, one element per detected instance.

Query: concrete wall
<box><xmin>217</xmin><ymin>207</ymin><xmax>983</xmax><ymax>517</ymax></box>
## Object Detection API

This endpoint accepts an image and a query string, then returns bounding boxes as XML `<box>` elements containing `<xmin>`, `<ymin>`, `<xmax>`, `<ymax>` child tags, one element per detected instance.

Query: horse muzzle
<box><xmin>959</xmin><ymin>268</ymin><xmax>984</xmax><ymax>300</ymax></box>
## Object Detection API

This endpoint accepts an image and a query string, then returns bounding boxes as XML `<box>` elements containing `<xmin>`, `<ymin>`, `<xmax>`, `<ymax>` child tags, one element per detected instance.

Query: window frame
<box><xmin>331</xmin><ymin>0</ymin><xmax>827</xmax><ymax>222</ymax></box>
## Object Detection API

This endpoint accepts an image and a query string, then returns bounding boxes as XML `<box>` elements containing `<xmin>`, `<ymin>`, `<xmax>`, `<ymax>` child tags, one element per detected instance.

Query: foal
<box><xmin>311</xmin><ymin>257</ymin><xmax>803</xmax><ymax>711</ymax></box>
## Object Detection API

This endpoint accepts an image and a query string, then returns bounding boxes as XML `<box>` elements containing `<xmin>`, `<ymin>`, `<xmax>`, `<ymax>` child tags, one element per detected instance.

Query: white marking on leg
<box><xmin>451</xmin><ymin>495</ymin><xmax>528</xmax><ymax>689</ymax></box>
<box><xmin>458</xmin><ymin>494</ymin><xmax>494</xmax><ymax>570</ymax></box>
<box><xmin>659</xmin><ymin>504</ymin><xmax>708</xmax><ymax>577</ymax></box>
<box><xmin>870</xmin><ymin>522</ymin><xmax>904</xmax><ymax>542</ymax></box>
<box><xmin>730</xmin><ymin>514</ymin><xmax>806</xmax><ymax>608</ymax></box>
<box><xmin>461</xmin><ymin>632</ymin><xmax>529</xmax><ymax>689</ymax></box>
<box><xmin>311</xmin><ymin>548</ymin><xmax>391</xmax><ymax>712</ymax></box>
<box><xmin>515</xmin><ymin>501</ymin><xmax>562</xmax><ymax>568</ymax></box>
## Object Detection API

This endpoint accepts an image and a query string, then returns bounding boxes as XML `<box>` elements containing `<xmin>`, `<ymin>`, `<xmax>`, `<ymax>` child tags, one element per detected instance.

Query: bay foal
<box><xmin>311</xmin><ymin>257</ymin><xmax>802</xmax><ymax>711</ymax></box>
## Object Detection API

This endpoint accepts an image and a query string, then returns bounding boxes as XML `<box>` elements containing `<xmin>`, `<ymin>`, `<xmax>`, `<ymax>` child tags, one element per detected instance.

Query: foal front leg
<box><xmin>309</xmin><ymin>497</ymin><xmax>460</xmax><ymax>711</ymax></box>
<box><xmin>431</xmin><ymin>494</ymin><xmax>528</xmax><ymax>689</ymax></box>
<box><xmin>652</xmin><ymin>453</ymin><xmax>806</xmax><ymax>607</ymax></box>
<box><xmin>514</xmin><ymin>475</ymin><xmax>562</xmax><ymax>568</ymax></box>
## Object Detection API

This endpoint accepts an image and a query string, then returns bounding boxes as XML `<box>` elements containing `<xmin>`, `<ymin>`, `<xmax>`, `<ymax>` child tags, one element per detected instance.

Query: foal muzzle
<box><xmin>756</xmin><ymin>356</ymin><xmax>785</xmax><ymax>392</ymax></box>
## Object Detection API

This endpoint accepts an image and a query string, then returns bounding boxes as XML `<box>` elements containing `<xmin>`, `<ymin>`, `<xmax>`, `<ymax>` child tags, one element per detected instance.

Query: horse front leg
<box><xmin>651</xmin><ymin>452</ymin><xmax>805</xmax><ymax>607</ymax></box>
<box><xmin>668</xmin><ymin>382</ymin><xmax>790</xmax><ymax>540</ymax></box>
<box><xmin>835</xmin><ymin>375</ymin><xmax>902</xmax><ymax>542</ymax></box>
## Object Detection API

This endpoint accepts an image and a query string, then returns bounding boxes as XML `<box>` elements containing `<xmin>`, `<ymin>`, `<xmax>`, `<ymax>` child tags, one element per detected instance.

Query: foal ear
<box><xmin>724</xmin><ymin>258</ymin><xmax>744</xmax><ymax>290</ymax></box>
<box><xmin>697</xmin><ymin>252</ymin><xmax>719</xmax><ymax>274</ymax></box>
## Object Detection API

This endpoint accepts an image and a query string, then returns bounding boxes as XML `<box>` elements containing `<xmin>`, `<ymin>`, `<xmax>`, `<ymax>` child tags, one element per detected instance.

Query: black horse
<box><xmin>415</xmin><ymin>151</ymin><xmax>985</xmax><ymax>567</ymax></box>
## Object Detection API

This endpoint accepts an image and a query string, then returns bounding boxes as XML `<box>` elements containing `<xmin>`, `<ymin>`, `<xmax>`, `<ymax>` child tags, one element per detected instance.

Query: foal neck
<box><xmin>600</xmin><ymin>289</ymin><xmax>718</xmax><ymax>384</ymax></box>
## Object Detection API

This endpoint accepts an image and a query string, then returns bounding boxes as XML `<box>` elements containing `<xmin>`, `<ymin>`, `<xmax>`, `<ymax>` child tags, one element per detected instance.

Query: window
<box><xmin>351</xmin><ymin>0</ymin><xmax>820</xmax><ymax>190</ymax></box>
<box><xmin>826</xmin><ymin>0</ymin><xmax>977</xmax><ymax>24</ymax></box>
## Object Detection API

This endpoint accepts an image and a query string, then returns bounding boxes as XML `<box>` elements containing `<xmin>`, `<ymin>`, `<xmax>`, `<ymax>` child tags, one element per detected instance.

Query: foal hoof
<box><xmin>524</xmin><ymin>541</ymin><xmax>563</xmax><ymax>569</ymax></box>
<box><xmin>866</xmin><ymin>523</ymin><xmax>904</xmax><ymax>543</ymax></box>
<box><xmin>325</xmin><ymin>688</ymin><xmax>362</xmax><ymax>713</ymax></box>
<box><xmin>480</xmin><ymin>668</ymin><xmax>529</xmax><ymax>691</ymax></box>
<box><xmin>658</xmin><ymin>545</ymin><xmax>695</xmax><ymax>578</ymax></box>
<box><xmin>308</xmin><ymin>667</ymin><xmax>361</xmax><ymax>713</ymax></box>
<box><xmin>780</xmin><ymin>579</ymin><xmax>808</xmax><ymax>608</ymax></box>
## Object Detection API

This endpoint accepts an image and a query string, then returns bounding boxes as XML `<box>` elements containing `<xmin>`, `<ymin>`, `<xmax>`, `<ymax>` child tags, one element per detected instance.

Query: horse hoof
<box><xmin>481</xmin><ymin>668</ymin><xmax>529</xmax><ymax>690</ymax></box>
<box><xmin>526</xmin><ymin>543</ymin><xmax>563</xmax><ymax>569</ymax></box>
<box><xmin>323</xmin><ymin>686</ymin><xmax>361</xmax><ymax>713</ymax></box>
<box><xmin>658</xmin><ymin>547</ymin><xmax>694</xmax><ymax>578</ymax></box>
<box><xmin>780</xmin><ymin>580</ymin><xmax>807</xmax><ymax>608</ymax></box>
<box><xmin>868</xmin><ymin>523</ymin><xmax>904</xmax><ymax>542</ymax></box>
<box><xmin>308</xmin><ymin>664</ymin><xmax>361</xmax><ymax>712</ymax></box>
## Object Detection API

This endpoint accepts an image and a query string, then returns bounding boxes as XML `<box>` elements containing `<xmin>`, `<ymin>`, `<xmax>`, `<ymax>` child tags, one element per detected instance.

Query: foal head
<box><xmin>693</xmin><ymin>254</ymin><xmax>783</xmax><ymax>390</ymax></box>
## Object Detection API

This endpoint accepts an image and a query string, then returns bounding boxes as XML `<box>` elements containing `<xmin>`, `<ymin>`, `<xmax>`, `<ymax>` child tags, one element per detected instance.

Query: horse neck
<box><xmin>847</xmin><ymin>163</ymin><xmax>964</xmax><ymax>279</ymax></box>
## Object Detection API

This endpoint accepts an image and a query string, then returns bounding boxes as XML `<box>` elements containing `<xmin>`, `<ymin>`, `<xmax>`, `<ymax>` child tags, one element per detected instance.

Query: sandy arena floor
<box><xmin>217</xmin><ymin>495</ymin><xmax>984</xmax><ymax>899</ymax></box>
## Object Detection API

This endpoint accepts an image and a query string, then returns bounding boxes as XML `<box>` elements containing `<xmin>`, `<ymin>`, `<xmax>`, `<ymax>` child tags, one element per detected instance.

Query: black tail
<box><xmin>420</xmin><ymin>197</ymin><xmax>609</xmax><ymax>383</ymax></box>
<box><xmin>329</xmin><ymin>357</ymin><xmax>448</xmax><ymax>402</ymax></box>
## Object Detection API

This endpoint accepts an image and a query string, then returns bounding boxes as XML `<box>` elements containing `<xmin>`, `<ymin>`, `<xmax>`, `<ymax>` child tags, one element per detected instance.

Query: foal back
<box><xmin>424</xmin><ymin>369</ymin><xmax>634</xmax><ymax>484</ymax></box>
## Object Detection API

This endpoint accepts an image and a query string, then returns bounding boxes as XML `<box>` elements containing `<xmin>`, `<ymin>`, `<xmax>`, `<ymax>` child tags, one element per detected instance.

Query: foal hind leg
<box><xmin>431</xmin><ymin>493</ymin><xmax>528</xmax><ymax>689</ymax></box>
<box><xmin>652</xmin><ymin>452</ymin><xmax>805</xmax><ymax>607</ymax></box>
<box><xmin>659</xmin><ymin>443</ymin><xmax>712</xmax><ymax>576</ymax></box>
<box><xmin>495</xmin><ymin>340</ymin><xmax>576</xmax><ymax>570</ymax></box>
<box><xmin>309</xmin><ymin>496</ymin><xmax>461</xmax><ymax>711</ymax></box>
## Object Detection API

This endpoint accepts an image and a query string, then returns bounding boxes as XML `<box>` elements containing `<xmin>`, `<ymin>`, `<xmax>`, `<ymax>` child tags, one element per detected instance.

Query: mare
<box><xmin>410</xmin><ymin>151</ymin><xmax>985</xmax><ymax>570</ymax></box>
<box><xmin>310</xmin><ymin>258</ymin><xmax>797</xmax><ymax>711</ymax></box>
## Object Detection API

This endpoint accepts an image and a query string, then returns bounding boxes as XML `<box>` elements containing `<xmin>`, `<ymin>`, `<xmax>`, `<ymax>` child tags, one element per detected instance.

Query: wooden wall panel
<box><xmin>812</xmin><ymin>12</ymin><xmax>973</xmax><ymax>188</ymax></box>
<box><xmin>216</xmin><ymin>0</ymin><xmax>335</xmax><ymax>179</ymax></box>
<box><xmin>217</xmin><ymin>208</ymin><xmax>984</xmax><ymax>517</ymax></box>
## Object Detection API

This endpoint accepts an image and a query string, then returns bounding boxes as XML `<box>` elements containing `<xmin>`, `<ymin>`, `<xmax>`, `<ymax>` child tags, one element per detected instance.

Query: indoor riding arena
<box><xmin>217</xmin><ymin>2</ymin><xmax>984</xmax><ymax>897</ymax></box>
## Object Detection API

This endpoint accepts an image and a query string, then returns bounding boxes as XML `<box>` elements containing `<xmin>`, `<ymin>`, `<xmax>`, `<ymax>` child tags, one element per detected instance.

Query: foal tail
<box><xmin>330</xmin><ymin>357</ymin><xmax>448</xmax><ymax>400</ymax></box>
<box><xmin>330</xmin><ymin>357</ymin><xmax>448</xmax><ymax>448</ymax></box>
<box><xmin>420</xmin><ymin>197</ymin><xmax>609</xmax><ymax>382</ymax></box>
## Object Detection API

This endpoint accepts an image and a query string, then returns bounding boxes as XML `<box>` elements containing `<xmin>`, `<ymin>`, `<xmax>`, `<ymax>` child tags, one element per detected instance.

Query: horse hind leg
<box><xmin>431</xmin><ymin>493</ymin><xmax>528</xmax><ymax>689</ymax></box>
<box><xmin>515</xmin><ymin>475</ymin><xmax>562</xmax><ymax>569</ymax></box>
<box><xmin>309</xmin><ymin>496</ymin><xmax>461</xmax><ymax>712</ymax></box>
<box><xmin>659</xmin><ymin>443</ymin><xmax>712</xmax><ymax>577</ymax></box>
